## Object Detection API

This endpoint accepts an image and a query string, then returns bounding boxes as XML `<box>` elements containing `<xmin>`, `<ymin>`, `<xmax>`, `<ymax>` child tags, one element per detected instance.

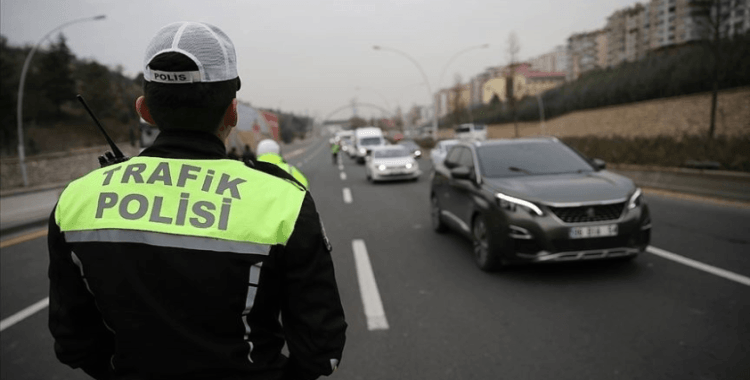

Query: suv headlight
<box><xmin>628</xmin><ymin>188</ymin><xmax>642</xmax><ymax>210</ymax></box>
<box><xmin>378</xmin><ymin>164</ymin><xmax>387</xmax><ymax>171</ymax></box>
<box><xmin>495</xmin><ymin>192</ymin><xmax>544</xmax><ymax>216</ymax></box>
<box><xmin>405</xmin><ymin>163</ymin><xmax>413</xmax><ymax>169</ymax></box>
<box><xmin>359</xmin><ymin>147</ymin><xmax>367</xmax><ymax>155</ymax></box>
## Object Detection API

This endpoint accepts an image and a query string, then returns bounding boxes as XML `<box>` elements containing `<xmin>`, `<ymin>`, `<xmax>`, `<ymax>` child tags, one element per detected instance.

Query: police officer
<box><xmin>256</xmin><ymin>139</ymin><xmax>309</xmax><ymax>189</ymax></box>
<box><xmin>331</xmin><ymin>141</ymin><xmax>340</xmax><ymax>165</ymax></box>
<box><xmin>48</xmin><ymin>21</ymin><xmax>346</xmax><ymax>380</ymax></box>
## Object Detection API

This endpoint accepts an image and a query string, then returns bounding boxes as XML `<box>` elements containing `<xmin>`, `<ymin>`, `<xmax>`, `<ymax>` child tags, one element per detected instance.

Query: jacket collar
<box><xmin>139</xmin><ymin>130</ymin><xmax>227</xmax><ymax>159</ymax></box>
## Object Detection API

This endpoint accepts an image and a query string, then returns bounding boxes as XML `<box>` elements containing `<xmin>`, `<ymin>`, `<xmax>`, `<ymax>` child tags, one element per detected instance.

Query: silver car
<box><xmin>365</xmin><ymin>146</ymin><xmax>421</xmax><ymax>182</ymax></box>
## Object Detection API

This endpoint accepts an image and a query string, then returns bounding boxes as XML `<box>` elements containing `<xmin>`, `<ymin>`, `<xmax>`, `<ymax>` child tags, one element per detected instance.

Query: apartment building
<box><xmin>469</xmin><ymin>72</ymin><xmax>491</xmax><ymax>108</ymax></box>
<box><xmin>607</xmin><ymin>3</ymin><xmax>650</xmax><ymax>67</ymax></box>
<box><xmin>481</xmin><ymin>63</ymin><xmax>565</xmax><ymax>104</ymax></box>
<box><xmin>435</xmin><ymin>85</ymin><xmax>470</xmax><ymax>118</ymax></box>
<box><xmin>567</xmin><ymin>29</ymin><xmax>607</xmax><ymax>81</ymax></box>
<box><xmin>528</xmin><ymin>45</ymin><xmax>569</xmax><ymax>73</ymax></box>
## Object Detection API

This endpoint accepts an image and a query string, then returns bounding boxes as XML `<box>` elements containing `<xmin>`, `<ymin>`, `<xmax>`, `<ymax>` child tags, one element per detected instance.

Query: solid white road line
<box><xmin>0</xmin><ymin>297</ymin><xmax>49</xmax><ymax>332</ymax></box>
<box><xmin>647</xmin><ymin>246</ymin><xmax>750</xmax><ymax>287</ymax></box>
<box><xmin>352</xmin><ymin>240</ymin><xmax>389</xmax><ymax>331</ymax></box>
<box><xmin>340</xmin><ymin>172</ymin><xmax>347</xmax><ymax>181</ymax></box>
<box><xmin>342</xmin><ymin>188</ymin><xmax>352</xmax><ymax>204</ymax></box>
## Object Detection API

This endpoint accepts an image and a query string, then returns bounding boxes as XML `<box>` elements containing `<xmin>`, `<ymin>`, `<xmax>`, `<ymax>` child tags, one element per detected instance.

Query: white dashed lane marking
<box><xmin>340</xmin><ymin>172</ymin><xmax>347</xmax><ymax>181</ymax></box>
<box><xmin>352</xmin><ymin>240</ymin><xmax>389</xmax><ymax>331</ymax></box>
<box><xmin>342</xmin><ymin>188</ymin><xmax>352</xmax><ymax>204</ymax></box>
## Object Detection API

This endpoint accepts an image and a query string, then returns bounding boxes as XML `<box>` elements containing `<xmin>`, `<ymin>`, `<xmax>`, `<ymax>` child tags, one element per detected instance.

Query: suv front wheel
<box><xmin>472</xmin><ymin>214</ymin><xmax>503</xmax><ymax>272</ymax></box>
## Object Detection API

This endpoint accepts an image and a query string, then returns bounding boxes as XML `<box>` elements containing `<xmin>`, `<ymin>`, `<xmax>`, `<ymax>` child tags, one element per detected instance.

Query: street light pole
<box><xmin>437</xmin><ymin>44</ymin><xmax>489</xmax><ymax>91</ymax></box>
<box><xmin>16</xmin><ymin>15</ymin><xmax>105</xmax><ymax>187</ymax></box>
<box><xmin>373</xmin><ymin>45</ymin><xmax>438</xmax><ymax>140</ymax></box>
<box><xmin>354</xmin><ymin>86</ymin><xmax>391</xmax><ymax>114</ymax></box>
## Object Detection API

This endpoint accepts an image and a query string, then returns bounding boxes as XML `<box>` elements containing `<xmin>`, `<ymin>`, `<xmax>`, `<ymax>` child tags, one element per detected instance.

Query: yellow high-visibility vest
<box><xmin>56</xmin><ymin>157</ymin><xmax>306</xmax><ymax>253</ymax></box>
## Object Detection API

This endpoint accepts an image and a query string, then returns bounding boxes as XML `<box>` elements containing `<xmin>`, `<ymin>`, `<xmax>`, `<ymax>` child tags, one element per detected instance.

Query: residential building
<box><xmin>469</xmin><ymin>72</ymin><xmax>491</xmax><ymax>108</ymax></box>
<box><xmin>567</xmin><ymin>29</ymin><xmax>607</xmax><ymax>81</ymax></box>
<box><xmin>607</xmin><ymin>3</ymin><xmax>649</xmax><ymax>67</ymax></box>
<box><xmin>482</xmin><ymin>63</ymin><xmax>565</xmax><ymax>104</ymax></box>
<box><xmin>528</xmin><ymin>45</ymin><xmax>569</xmax><ymax>73</ymax></box>
<box><xmin>435</xmin><ymin>84</ymin><xmax>471</xmax><ymax>118</ymax></box>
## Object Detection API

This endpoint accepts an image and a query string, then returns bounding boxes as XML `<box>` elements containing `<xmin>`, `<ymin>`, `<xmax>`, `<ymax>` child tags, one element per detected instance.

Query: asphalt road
<box><xmin>1</xmin><ymin>137</ymin><xmax>749</xmax><ymax>380</ymax></box>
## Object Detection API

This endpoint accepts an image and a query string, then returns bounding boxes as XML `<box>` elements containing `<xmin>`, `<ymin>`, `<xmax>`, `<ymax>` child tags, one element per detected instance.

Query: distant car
<box><xmin>365</xmin><ymin>145</ymin><xmax>421</xmax><ymax>183</ymax></box>
<box><xmin>454</xmin><ymin>123</ymin><xmax>487</xmax><ymax>141</ymax></box>
<box><xmin>430</xmin><ymin>139</ymin><xmax>459</xmax><ymax>167</ymax></box>
<box><xmin>397</xmin><ymin>139</ymin><xmax>422</xmax><ymax>159</ymax></box>
<box><xmin>430</xmin><ymin>137</ymin><xmax>651</xmax><ymax>271</ymax></box>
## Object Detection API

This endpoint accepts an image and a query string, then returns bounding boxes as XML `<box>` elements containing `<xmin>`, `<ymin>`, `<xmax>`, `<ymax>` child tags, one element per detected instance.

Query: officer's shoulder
<box><xmin>247</xmin><ymin>160</ymin><xmax>306</xmax><ymax>192</ymax></box>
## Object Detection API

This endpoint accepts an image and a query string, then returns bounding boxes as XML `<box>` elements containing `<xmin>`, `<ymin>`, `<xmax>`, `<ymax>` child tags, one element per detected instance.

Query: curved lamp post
<box><xmin>354</xmin><ymin>86</ymin><xmax>391</xmax><ymax>114</ymax></box>
<box><xmin>437</xmin><ymin>44</ymin><xmax>489</xmax><ymax>90</ymax></box>
<box><xmin>373</xmin><ymin>45</ymin><xmax>438</xmax><ymax>140</ymax></box>
<box><xmin>16</xmin><ymin>14</ymin><xmax>106</xmax><ymax>187</ymax></box>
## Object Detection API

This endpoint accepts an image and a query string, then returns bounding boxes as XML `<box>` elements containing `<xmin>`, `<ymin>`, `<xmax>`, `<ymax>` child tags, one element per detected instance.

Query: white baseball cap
<box><xmin>256</xmin><ymin>139</ymin><xmax>281</xmax><ymax>156</ymax></box>
<box><xmin>143</xmin><ymin>21</ymin><xmax>238</xmax><ymax>84</ymax></box>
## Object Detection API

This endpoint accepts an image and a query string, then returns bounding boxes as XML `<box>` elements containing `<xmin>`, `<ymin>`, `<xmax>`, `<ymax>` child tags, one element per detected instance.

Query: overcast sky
<box><xmin>1</xmin><ymin>0</ymin><xmax>636</xmax><ymax>120</ymax></box>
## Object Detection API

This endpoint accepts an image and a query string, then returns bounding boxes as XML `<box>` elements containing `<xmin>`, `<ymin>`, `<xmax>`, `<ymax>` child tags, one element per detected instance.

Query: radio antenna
<box><xmin>76</xmin><ymin>94</ymin><xmax>125</xmax><ymax>159</ymax></box>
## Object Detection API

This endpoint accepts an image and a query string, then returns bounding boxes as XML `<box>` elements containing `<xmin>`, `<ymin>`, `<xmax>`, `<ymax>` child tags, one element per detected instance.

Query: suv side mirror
<box><xmin>592</xmin><ymin>158</ymin><xmax>606</xmax><ymax>170</ymax></box>
<box><xmin>450</xmin><ymin>166</ymin><xmax>472</xmax><ymax>180</ymax></box>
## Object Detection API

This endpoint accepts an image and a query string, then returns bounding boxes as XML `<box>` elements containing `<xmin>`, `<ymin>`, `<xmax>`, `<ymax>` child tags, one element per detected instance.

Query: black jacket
<box><xmin>48</xmin><ymin>130</ymin><xmax>346</xmax><ymax>380</ymax></box>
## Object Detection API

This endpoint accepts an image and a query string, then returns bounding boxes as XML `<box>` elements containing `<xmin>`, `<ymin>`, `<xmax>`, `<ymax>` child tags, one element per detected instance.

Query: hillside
<box><xmin>439</xmin><ymin>87</ymin><xmax>749</xmax><ymax>140</ymax></box>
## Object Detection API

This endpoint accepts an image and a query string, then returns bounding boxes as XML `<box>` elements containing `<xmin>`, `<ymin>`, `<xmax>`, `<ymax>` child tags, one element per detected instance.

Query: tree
<box><xmin>506</xmin><ymin>32</ymin><xmax>521</xmax><ymax>137</ymax></box>
<box><xmin>76</xmin><ymin>60</ymin><xmax>116</xmax><ymax>117</ymax></box>
<box><xmin>0</xmin><ymin>36</ymin><xmax>19</xmax><ymax>154</ymax></box>
<box><xmin>692</xmin><ymin>0</ymin><xmax>746</xmax><ymax>138</ymax></box>
<box><xmin>39</xmin><ymin>33</ymin><xmax>76</xmax><ymax>116</ymax></box>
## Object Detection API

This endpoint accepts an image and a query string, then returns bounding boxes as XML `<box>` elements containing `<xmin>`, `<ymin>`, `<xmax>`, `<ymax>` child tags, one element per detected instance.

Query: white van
<box><xmin>354</xmin><ymin>127</ymin><xmax>386</xmax><ymax>164</ymax></box>
<box><xmin>454</xmin><ymin>123</ymin><xmax>487</xmax><ymax>141</ymax></box>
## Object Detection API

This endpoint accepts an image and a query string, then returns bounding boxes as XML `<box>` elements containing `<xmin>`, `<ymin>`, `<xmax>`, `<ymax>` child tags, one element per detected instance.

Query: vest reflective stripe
<box><xmin>257</xmin><ymin>153</ymin><xmax>309</xmax><ymax>189</ymax></box>
<box><xmin>65</xmin><ymin>229</ymin><xmax>272</xmax><ymax>255</ymax></box>
<box><xmin>56</xmin><ymin>156</ymin><xmax>305</xmax><ymax>247</ymax></box>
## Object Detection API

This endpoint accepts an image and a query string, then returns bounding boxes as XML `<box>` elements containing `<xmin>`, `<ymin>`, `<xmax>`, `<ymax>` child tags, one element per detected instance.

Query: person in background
<box><xmin>228</xmin><ymin>146</ymin><xmax>240</xmax><ymax>160</ymax></box>
<box><xmin>242</xmin><ymin>144</ymin><xmax>256</xmax><ymax>164</ymax></box>
<box><xmin>331</xmin><ymin>141</ymin><xmax>340</xmax><ymax>165</ymax></box>
<box><xmin>256</xmin><ymin>139</ymin><xmax>309</xmax><ymax>189</ymax></box>
<box><xmin>48</xmin><ymin>21</ymin><xmax>345</xmax><ymax>380</ymax></box>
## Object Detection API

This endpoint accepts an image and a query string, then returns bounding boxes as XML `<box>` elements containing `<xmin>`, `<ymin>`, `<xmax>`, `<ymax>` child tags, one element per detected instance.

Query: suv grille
<box><xmin>548</xmin><ymin>202</ymin><xmax>625</xmax><ymax>224</ymax></box>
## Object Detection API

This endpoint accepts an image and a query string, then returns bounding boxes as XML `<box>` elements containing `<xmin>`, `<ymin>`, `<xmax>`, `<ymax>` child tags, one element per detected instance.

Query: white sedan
<box><xmin>365</xmin><ymin>146</ymin><xmax>421</xmax><ymax>182</ymax></box>
<box><xmin>430</xmin><ymin>139</ymin><xmax>459</xmax><ymax>167</ymax></box>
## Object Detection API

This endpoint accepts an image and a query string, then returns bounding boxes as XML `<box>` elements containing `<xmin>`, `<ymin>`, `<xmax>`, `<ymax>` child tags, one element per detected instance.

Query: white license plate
<box><xmin>569</xmin><ymin>224</ymin><xmax>618</xmax><ymax>239</ymax></box>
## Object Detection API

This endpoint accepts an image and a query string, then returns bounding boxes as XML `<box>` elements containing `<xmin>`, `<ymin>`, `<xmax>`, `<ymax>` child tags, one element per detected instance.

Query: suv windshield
<box><xmin>360</xmin><ymin>137</ymin><xmax>382</xmax><ymax>146</ymax></box>
<box><xmin>374</xmin><ymin>148</ymin><xmax>410</xmax><ymax>158</ymax></box>
<box><xmin>476</xmin><ymin>141</ymin><xmax>594</xmax><ymax>178</ymax></box>
<box><xmin>474</xmin><ymin>124</ymin><xmax>486</xmax><ymax>130</ymax></box>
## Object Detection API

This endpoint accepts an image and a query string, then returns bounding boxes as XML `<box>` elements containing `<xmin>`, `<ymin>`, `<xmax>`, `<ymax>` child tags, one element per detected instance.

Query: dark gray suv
<box><xmin>430</xmin><ymin>137</ymin><xmax>651</xmax><ymax>271</ymax></box>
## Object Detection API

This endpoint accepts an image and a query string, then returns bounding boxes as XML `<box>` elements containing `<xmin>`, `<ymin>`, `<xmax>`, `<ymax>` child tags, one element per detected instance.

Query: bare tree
<box><xmin>693</xmin><ymin>0</ymin><xmax>745</xmax><ymax>138</ymax></box>
<box><xmin>506</xmin><ymin>32</ymin><xmax>521</xmax><ymax>137</ymax></box>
